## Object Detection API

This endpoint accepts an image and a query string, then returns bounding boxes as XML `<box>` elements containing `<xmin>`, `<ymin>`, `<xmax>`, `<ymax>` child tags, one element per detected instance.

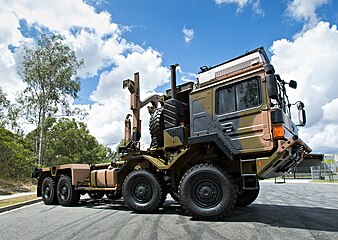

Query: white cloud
<box><xmin>11</xmin><ymin>0</ymin><xmax>118</xmax><ymax>36</ymax></box>
<box><xmin>270</xmin><ymin>21</ymin><xmax>338</xmax><ymax>153</ymax></box>
<box><xmin>87</xmin><ymin>48</ymin><xmax>170</xmax><ymax>146</ymax></box>
<box><xmin>0</xmin><ymin>2</ymin><xmax>29</xmax><ymax>101</ymax></box>
<box><xmin>0</xmin><ymin>47</ymin><xmax>26</xmax><ymax>101</ymax></box>
<box><xmin>182</xmin><ymin>26</ymin><xmax>195</xmax><ymax>44</ymax></box>
<box><xmin>64</xmin><ymin>29</ymin><xmax>128</xmax><ymax>77</ymax></box>
<box><xmin>214</xmin><ymin>0</ymin><xmax>264</xmax><ymax>15</ymax></box>
<box><xmin>322</xmin><ymin>98</ymin><xmax>338</xmax><ymax>123</ymax></box>
<box><xmin>214</xmin><ymin>0</ymin><xmax>249</xmax><ymax>8</ymax></box>
<box><xmin>286</xmin><ymin>0</ymin><xmax>330</xmax><ymax>27</ymax></box>
<box><xmin>0</xmin><ymin>0</ymin><xmax>121</xmax><ymax>99</ymax></box>
<box><xmin>178</xmin><ymin>67</ymin><xmax>197</xmax><ymax>82</ymax></box>
<box><xmin>0</xmin><ymin>0</ymin><xmax>172</xmax><ymax>148</ymax></box>
<box><xmin>91</xmin><ymin>48</ymin><xmax>170</xmax><ymax>102</ymax></box>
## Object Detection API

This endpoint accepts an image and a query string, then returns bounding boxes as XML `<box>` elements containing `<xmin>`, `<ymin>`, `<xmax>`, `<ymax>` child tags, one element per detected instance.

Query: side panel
<box><xmin>164</xmin><ymin>126</ymin><xmax>189</xmax><ymax>148</ymax></box>
<box><xmin>189</xmin><ymin>88</ymin><xmax>239</xmax><ymax>159</ymax></box>
<box><xmin>41</xmin><ymin>164</ymin><xmax>90</xmax><ymax>186</ymax></box>
<box><xmin>215</xmin><ymin>110</ymin><xmax>272</xmax><ymax>153</ymax></box>
<box><xmin>72</xmin><ymin>168</ymin><xmax>91</xmax><ymax>186</ymax></box>
<box><xmin>190</xmin><ymin>89</ymin><xmax>212</xmax><ymax>136</ymax></box>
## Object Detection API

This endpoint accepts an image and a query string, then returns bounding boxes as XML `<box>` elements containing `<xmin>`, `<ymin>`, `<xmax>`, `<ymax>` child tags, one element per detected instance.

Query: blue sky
<box><xmin>76</xmin><ymin>0</ymin><xmax>338</xmax><ymax>103</ymax></box>
<box><xmin>1</xmin><ymin>0</ymin><xmax>338</xmax><ymax>153</ymax></box>
<box><xmin>78</xmin><ymin>0</ymin><xmax>297</xmax><ymax>101</ymax></box>
<box><xmin>102</xmin><ymin>1</ymin><xmax>332</xmax><ymax>62</ymax></box>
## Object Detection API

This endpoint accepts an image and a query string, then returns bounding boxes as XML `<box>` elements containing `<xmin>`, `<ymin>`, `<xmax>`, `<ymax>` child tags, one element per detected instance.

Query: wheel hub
<box><xmin>133</xmin><ymin>182</ymin><xmax>152</xmax><ymax>202</ymax></box>
<box><xmin>196</xmin><ymin>183</ymin><xmax>217</xmax><ymax>204</ymax></box>
<box><xmin>61</xmin><ymin>186</ymin><xmax>69</xmax><ymax>200</ymax></box>
<box><xmin>44</xmin><ymin>186</ymin><xmax>51</xmax><ymax>199</ymax></box>
<box><xmin>135</xmin><ymin>184</ymin><xmax>148</xmax><ymax>198</ymax></box>
<box><xmin>193</xmin><ymin>180</ymin><xmax>221</xmax><ymax>207</ymax></box>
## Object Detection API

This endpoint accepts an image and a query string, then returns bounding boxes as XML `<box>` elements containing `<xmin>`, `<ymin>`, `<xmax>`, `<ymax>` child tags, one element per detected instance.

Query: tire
<box><xmin>106</xmin><ymin>191</ymin><xmax>122</xmax><ymax>200</ymax></box>
<box><xmin>179</xmin><ymin>164</ymin><xmax>237</xmax><ymax>220</ymax></box>
<box><xmin>149</xmin><ymin>108</ymin><xmax>164</xmax><ymax>148</ymax></box>
<box><xmin>236</xmin><ymin>181</ymin><xmax>260</xmax><ymax>207</ymax></box>
<box><xmin>89</xmin><ymin>192</ymin><xmax>105</xmax><ymax>200</ymax></box>
<box><xmin>57</xmin><ymin>175</ymin><xmax>80</xmax><ymax>206</ymax></box>
<box><xmin>122</xmin><ymin>169</ymin><xmax>164</xmax><ymax>213</ymax></box>
<box><xmin>41</xmin><ymin>177</ymin><xmax>58</xmax><ymax>205</ymax></box>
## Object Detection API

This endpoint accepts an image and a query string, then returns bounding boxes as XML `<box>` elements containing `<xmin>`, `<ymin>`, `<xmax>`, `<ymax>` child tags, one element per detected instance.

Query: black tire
<box><xmin>122</xmin><ymin>169</ymin><xmax>164</xmax><ymax>213</ymax></box>
<box><xmin>179</xmin><ymin>164</ymin><xmax>237</xmax><ymax>220</ymax></box>
<box><xmin>106</xmin><ymin>191</ymin><xmax>122</xmax><ymax>200</ymax></box>
<box><xmin>236</xmin><ymin>181</ymin><xmax>260</xmax><ymax>207</ymax></box>
<box><xmin>41</xmin><ymin>177</ymin><xmax>58</xmax><ymax>205</ymax></box>
<box><xmin>89</xmin><ymin>192</ymin><xmax>105</xmax><ymax>200</ymax></box>
<box><xmin>57</xmin><ymin>175</ymin><xmax>80</xmax><ymax>206</ymax></box>
<box><xmin>149</xmin><ymin>108</ymin><xmax>164</xmax><ymax>148</ymax></box>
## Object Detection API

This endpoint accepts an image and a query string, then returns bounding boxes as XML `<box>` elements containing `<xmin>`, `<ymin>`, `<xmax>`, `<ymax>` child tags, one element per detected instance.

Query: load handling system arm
<box><xmin>120</xmin><ymin>72</ymin><xmax>164</xmax><ymax>152</ymax></box>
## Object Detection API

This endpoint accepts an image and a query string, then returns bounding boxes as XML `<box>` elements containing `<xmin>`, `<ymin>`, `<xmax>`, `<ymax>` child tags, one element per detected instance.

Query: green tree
<box><xmin>0</xmin><ymin>87</ymin><xmax>20</xmax><ymax>132</ymax></box>
<box><xmin>0</xmin><ymin>88</ymin><xmax>10</xmax><ymax>126</ymax></box>
<box><xmin>26</xmin><ymin>118</ymin><xmax>112</xmax><ymax>166</ymax></box>
<box><xmin>0</xmin><ymin>127</ymin><xmax>35</xmax><ymax>180</ymax></box>
<box><xmin>18</xmin><ymin>34</ymin><xmax>84</xmax><ymax>166</ymax></box>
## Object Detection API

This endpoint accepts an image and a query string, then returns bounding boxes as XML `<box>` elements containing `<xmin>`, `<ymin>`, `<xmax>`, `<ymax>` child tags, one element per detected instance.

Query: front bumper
<box><xmin>256</xmin><ymin>136</ymin><xmax>312</xmax><ymax>179</ymax></box>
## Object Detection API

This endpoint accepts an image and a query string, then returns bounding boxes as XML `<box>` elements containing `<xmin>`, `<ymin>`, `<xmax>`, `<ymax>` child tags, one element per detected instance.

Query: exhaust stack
<box><xmin>170</xmin><ymin>64</ymin><xmax>179</xmax><ymax>99</ymax></box>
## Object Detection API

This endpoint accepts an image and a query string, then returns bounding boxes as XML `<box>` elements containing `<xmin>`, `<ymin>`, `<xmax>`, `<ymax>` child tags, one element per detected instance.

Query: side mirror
<box><xmin>266</xmin><ymin>74</ymin><xmax>278</xmax><ymax>99</ymax></box>
<box><xmin>298</xmin><ymin>109</ymin><xmax>306</xmax><ymax>126</ymax></box>
<box><xmin>296</xmin><ymin>102</ymin><xmax>306</xmax><ymax>126</ymax></box>
<box><xmin>289</xmin><ymin>80</ymin><xmax>297</xmax><ymax>89</ymax></box>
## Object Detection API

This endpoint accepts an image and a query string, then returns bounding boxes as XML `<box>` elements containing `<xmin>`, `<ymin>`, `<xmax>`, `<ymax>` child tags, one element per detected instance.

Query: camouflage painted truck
<box><xmin>33</xmin><ymin>47</ymin><xmax>311</xmax><ymax>220</ymax></box>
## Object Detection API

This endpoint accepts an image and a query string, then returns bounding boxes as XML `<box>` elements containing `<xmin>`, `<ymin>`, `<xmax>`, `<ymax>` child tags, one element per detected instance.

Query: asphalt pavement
<box><xmin>0</xmin><ymin>181</ymin><xmax>337</xmax><ymax>240</ymax></box>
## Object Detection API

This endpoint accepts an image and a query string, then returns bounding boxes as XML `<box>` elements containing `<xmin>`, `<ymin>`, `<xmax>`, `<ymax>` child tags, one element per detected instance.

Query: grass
<box><xmin>0</xmin><ymin>194</ymin><xmax>38</xmax><ymax>208</ymax></box>
<box><xmin>0</xmin><ymin>178</ymin><xmax>38</xmax><ymax>208</ymax></box>
<box><xmin>0</xmin><ymin>178</ymin><xmax>36</xmax><ymax>195</ymax></box>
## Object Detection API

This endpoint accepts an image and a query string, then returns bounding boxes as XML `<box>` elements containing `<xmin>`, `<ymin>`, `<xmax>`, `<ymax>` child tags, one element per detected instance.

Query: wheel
<box><xmin>57</xmin><ymin>175</ymin><xmax>80</xmax><ymax>206</ymax></box>
<box><xmin>236</xmin><ymin>181</ymin><xmax>260</xmax><ymax>207</ymax></box>
<box><xmin>41</xmin><ymin>177</ymin><xmax>58</xmax><ymax>205</ymax></box>
<box><xmin>106</xmin><ymin>191</ymin><xmax>122</xmax><ymax>200</ymax></box>
<box><xmin>89</xmin><ymin>192</ymin><xmax>105</xmax><ymax>200</ymax></box>
<box><xmin>179</xmin><ymin>164</ymin><xmax>237</xmax><ymax>220</ymax></box>
<box><xmin>122</xmin><ymin>169</ymin><xmax>164</xmax><ymax>213</ymax></box>
<box><xmin>149</xmin><ymin>108</ymin><xmax>164</xmax><ymax>148</ymax></box>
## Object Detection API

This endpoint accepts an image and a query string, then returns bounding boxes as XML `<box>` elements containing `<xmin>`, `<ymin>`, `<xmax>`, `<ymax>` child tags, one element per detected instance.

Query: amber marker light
<box><xmin>257</xmin><ymin>161</ymin><xmax>263</xmax><ymax>167</ymax></box>
<box><xmin>273</xmin><ymin>125</ymin><xmax>285</xmax><ymax>139</ymax></box>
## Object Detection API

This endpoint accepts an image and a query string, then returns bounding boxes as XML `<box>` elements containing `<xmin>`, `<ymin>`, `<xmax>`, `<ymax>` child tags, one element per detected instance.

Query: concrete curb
<box><xmin>0</xmin><ymin>198</ymin><xmax>42</xmax><ymax>213</ymax></box>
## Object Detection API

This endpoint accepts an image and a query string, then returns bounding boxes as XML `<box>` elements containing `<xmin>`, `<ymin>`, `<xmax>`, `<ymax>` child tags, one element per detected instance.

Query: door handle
<box><xmin>222</xmin><ymin>123</ymin><xmax>234</xmax><ymax>132</ymax></box>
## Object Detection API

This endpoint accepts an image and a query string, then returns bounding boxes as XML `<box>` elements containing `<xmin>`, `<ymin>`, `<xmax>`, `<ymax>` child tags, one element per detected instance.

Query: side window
<box><xmin>216</xmin><ymin>77</ymin><xmax>261</xmax><ymax>114</ymax></box>
<box><xmin>217</xmin><ymin>86</ymin><xmax>236</xmax><ymax>114</ymax></box>
<box><xmin>236</xmin><ymin>78</ymin><xmax>260</xmax><ymax>111</ymax></box>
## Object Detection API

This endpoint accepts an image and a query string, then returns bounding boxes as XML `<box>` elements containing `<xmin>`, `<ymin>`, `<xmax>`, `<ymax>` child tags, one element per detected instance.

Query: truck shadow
<box><xmin>229</xmin><ymin>204</ymin><xmax>338</xmax><ymax>232</ymax></box>
<box><xmin>78</xmin><ymin>199</ymin><xmax>338</xmax><ymax>232</ymax></box>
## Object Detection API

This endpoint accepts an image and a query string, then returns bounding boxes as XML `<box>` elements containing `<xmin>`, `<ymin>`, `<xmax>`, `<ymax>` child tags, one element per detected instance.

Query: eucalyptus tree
<box><xmin>18</xmin><ymin>34</ymin><xmax>84</xmax><ymax>166</ymax></box>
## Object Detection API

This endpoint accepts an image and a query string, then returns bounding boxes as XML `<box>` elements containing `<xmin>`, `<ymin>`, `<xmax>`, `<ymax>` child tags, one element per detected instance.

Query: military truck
<box><xmin>33</xmin><ymin>47</ymin><xmax>311</xmax><ymax>220</ymax></box>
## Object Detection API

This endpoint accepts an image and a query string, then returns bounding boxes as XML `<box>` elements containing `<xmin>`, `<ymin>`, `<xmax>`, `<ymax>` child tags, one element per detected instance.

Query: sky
<box><xmin>1</xmin><ymin>0</ymin><xmax>338</xmax><ymax>153</ymax></box>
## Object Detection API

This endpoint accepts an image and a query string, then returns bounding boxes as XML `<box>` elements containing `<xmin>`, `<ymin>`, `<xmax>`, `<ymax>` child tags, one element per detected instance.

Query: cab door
<box><xmin>213</xmin><ymin>76</ymin><xmax>271</xmax><ymax>154</ymax></box>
